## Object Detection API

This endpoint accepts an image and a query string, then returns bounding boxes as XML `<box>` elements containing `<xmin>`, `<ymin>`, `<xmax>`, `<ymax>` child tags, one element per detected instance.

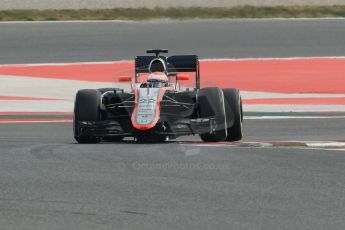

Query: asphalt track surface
<box><xmin>1</xmin><ymin>19</ymin><xmax>345</xmax><ymax>64</ymax></box>
<box><xmin>1</xmin><ymin>119</ymin><xmax>345</xmax><ymax>230</ymax></box>
<box><xmin>1</xmin><ymin>19</ymin><xmax>345</xmax><ymax>230</ymax></box>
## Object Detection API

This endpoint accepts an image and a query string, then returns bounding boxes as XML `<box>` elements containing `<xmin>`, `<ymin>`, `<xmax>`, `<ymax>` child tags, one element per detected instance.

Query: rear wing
<box><xmin>135</xmin><ymin>55</ymin><xmax>200</xmax><ymax>89</ymax></box>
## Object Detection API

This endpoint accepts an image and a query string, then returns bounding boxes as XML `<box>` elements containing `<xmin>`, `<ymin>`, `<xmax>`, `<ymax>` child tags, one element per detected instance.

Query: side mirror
<box><xmin>176</xmin><ymin>75</ymin><xmax>190</xmax><ymax>81</ymax></box>
<box><xmin>118</xmin><ymin>76</ymin><xmax>131</xmax><ymax>82</ymax></box>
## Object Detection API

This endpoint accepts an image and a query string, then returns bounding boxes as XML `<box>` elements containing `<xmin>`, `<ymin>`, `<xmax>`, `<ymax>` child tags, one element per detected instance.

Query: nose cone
<box><xmin>131</xmin><ymin>88</ymin><xmax>162</xmax><ymax>130</ymax></box>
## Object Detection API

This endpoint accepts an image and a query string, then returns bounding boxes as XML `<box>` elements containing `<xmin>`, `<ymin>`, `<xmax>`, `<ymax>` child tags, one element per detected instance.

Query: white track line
<box><xmin>244</xmin><ymin>104</ymin><xmax>345</xmax><ymax>112</ymax></box>
<box><xmin>0</xmin><ymin>101</ymin><xmax>73</xmax><ymax>113</ymax></box>
<box><xmin>0</xmin><ymin>75</ymin><xmax>128</xmax><ymax>99</ymax></box>
<box><xmin>306</xmin><ymin>142</ymin><xmax>345</xmax><ymax>148</ymax></box>
<box><xmin>0</xmin><ymin>60</ymin><xmax>131</xmax><ymax>67</ymax></box>
<box><xmin>182</xmin><ymin>141</ymin><xmax>345</xmax><ymax>152</ymax></box>
<box><xmin>245</xmin><ymin>116</ymin><xmax>345</xmax><ymax>120</ymax></box>
<box><xmin>0</xmin><ymin>120</ymin><xmax>72</xmax><ymax>124</ymax></box>
<box><xmin>1</xmin><ymin>116</ymin><xmax>343</xmax><ymax>121</ymax></box>
<box><xmin>1</xmin><ymin>56</ymin><xmax>345</xmax><ymax>67</ymax></box>
<box><xmin>203</xmin><ymin>56</ymin><xmax>345</xmax><ymax>61</ymax></box>
<box><xmin>241</xmin><ymin>91</ymin><xmax>345</xmax><ymax>99</ymax></box>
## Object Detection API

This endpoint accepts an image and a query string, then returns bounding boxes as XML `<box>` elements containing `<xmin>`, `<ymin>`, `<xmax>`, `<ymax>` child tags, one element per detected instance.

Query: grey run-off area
<box><xmin>1</xmin><ymin>0</ymin><xmax>345</xmax><ymax>10</ymax></box>
<box><xmin>1</xmin><ymin>19</ymin><xmax>345</xmax><ymax>64</ymax></box>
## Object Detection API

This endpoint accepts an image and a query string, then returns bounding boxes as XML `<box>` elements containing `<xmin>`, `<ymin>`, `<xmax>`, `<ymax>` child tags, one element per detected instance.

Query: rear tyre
<box><xmin>223</xmin><ymin>88</ymin><xmax>243</xmax><ymax>141</ymax></box>
<box><xmin>198</xmin><ymin>87</ymin><xmax>227</xmax><ymax>142</ymax></box>
<box><xmin>74</xmin><ymin>89</ymin><xmax>102</xmax><ymax>144</ymax></box>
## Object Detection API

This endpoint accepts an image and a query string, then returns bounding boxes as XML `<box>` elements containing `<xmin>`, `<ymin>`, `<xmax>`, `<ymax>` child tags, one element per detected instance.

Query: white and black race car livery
<box><xmin>73</xmin><ymin>49</ymin><xmax>243</xmax><ymax>143</ymax></box>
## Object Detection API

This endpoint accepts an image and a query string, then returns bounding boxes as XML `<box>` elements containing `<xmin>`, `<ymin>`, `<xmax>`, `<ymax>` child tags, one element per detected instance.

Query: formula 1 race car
<box><xmin>74</xmin><ymin>49</ymin><xmax>243</xmax><ymax>143</ymax></box>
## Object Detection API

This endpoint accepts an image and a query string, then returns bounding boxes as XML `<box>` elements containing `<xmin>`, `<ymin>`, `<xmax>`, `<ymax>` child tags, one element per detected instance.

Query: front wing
<box><xmin>75</xmin><ymin>117</ymin><xmax>217</xmax><ymax>138</ymax></box>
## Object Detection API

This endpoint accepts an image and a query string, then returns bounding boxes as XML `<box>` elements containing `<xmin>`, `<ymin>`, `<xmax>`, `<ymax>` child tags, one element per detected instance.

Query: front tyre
<box><xmin>223</xmin><ymin>88</ymin><xmax>243</xmax><ymax>141</ymax></box>
<box><xmin>198</xmin><ymin>87</ymin><xmax>227</xmax><ymax>142</ymax></box>
<box><xmin>74</xmin><ymin>89</ymin><xmax>102</xmax><ymax>144</ymax></box>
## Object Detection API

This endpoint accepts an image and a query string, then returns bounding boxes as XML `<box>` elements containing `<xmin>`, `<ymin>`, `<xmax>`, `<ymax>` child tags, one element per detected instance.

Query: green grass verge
<box><xmin>1</xmin><ymin>6</ymin><xmax>345</xmax><ymax>21</ymax></box>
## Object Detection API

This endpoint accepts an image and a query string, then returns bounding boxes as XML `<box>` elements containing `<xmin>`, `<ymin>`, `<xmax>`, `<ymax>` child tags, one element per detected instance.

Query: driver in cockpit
<box><xmin>143</xmin><ymin>58</ymin><xmax>169</xmax><ymax>88</ymax></box>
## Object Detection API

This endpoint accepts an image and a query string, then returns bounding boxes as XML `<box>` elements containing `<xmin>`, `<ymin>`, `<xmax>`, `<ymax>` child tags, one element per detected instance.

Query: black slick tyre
<box><xmin>74</xmin><ymin>89</ymin><xmax>102</xmax><ymax>144</ymax></box>
<box><xmin>223</xmin><ymin>88</ymin><xmax>243</xmax><ymax>141</ymax></box>
<box><xmin>198</xmin><ymin>87</ymin><xmax>227</xmax><ymax>142</ymax></box>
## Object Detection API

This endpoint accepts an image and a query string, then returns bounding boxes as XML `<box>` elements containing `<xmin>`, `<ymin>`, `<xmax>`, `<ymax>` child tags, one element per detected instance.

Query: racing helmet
<box><xmin>147</xmin><ymin>72</ymin><xmax>169</xmax><ymax>87</ymax></box>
